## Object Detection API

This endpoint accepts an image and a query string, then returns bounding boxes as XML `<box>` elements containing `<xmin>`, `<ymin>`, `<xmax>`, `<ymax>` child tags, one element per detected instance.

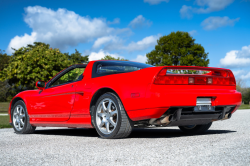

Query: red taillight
<box><xmin>154</xmin><ymin>68</ymin><xmax>236</xmax><ymax>86</ymax></box>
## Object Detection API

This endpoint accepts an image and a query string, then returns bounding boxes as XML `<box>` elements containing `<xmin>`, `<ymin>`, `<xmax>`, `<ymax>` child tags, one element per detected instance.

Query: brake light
<box><xmin>154</xmin><ymin>68</ymin><xmax>236</xmax><ymax>86</ymax></box>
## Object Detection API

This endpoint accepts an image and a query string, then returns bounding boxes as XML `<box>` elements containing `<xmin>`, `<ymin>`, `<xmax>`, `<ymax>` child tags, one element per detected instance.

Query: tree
<box><xmin>236</xmin><ymin>79</ymin><xmax>250</xmax><ymax>104</ymax></box>
<box><xmin>236</xmin><ymin>78</ymin><xmax>246</xmax><ymax>92</ymax></box>
<box><xmin>0</xmin><ymin>42</ymin><xmax>72</xmax><ymax>90</ymax></box>
<box><xmin>0</xmin><ymin>49</ymin><xmax>11</xmax><ymax>71</ymax></box>
<box><xmin>146</xmin><ymin>31</ymin><xmax>209</xmax><ymax>67</ymax></box>
<box><xmin>0</xmin><ymin>50</ymin><xmax>12</xmax><ymax>101</ymax></box>
<box><xmin>0</xmin><ymin>80</ymin><xmax>11</xmax><ymax>102</ymax></box>
<box><xmin>65</xmin><ymin>49</ymin><xmax>89</xmax><ymax>64</ymax></box>
<box><xmin>101</xmin><ymin>55</ymin><xmax>128</xmax><ymax>61</ymax></box>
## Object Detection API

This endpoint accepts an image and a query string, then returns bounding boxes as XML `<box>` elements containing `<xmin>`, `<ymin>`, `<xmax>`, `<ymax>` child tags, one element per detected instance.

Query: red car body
<box><xmin>9</xmin><ymin>60</ymin><xmax>242</xmax><ymax>130</ymax></box>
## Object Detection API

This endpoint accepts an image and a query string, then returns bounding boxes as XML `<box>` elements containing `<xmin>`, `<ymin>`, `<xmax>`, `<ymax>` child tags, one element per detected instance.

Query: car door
<box><xmin>29</xmin><ymin>66</ymin><xmax>86</xmax><ymax>122</ymax></box>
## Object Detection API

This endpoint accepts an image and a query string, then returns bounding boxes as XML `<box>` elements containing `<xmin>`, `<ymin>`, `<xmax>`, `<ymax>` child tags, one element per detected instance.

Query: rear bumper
<box><xmin>127</xmin><ymin>86</ymin><xmax>241</xmax><ymax>121</ymax></box>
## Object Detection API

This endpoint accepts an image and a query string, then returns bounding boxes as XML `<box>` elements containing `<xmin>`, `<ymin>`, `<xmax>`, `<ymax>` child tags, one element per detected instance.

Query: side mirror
<box><xmin>36</xmin><ymin>80</ymin><xmax>46</xmax><ymax>90</ymax></box>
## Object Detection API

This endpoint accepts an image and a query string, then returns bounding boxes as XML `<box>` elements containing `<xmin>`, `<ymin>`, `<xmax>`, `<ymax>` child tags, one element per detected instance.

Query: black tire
<box><xmin>92</xmin><ymin>92</ymin><xmax>133</xmax><ymax>139</ymax></box>
<box><xmin>11</xmin><ymin>100</ymin><xmax>36</xmax><ymax>134</ymax></box>
<box><xmin>178</xmin><ymin>122</ymin><xmax>212</xmax><ymax>134</ymax></box>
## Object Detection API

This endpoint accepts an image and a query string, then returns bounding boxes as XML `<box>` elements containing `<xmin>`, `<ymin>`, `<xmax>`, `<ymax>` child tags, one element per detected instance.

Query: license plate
<box><xmin>194</xmin><ymin>105</ymin><xmax>215</xmax><ymax>112</ymax></box>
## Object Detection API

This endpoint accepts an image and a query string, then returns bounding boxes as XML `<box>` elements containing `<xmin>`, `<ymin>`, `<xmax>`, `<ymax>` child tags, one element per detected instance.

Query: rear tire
<box><xmin>92</xmin><ymin>93</ymin><xmax>133</xmax><ymax>139</ymax></box>
<box><xmin>11</xmin><ymin>100</ymin><xmax>36</xmax><ymax>134</ymax></box>
<box><xmin>178</xmin><ymin>122</ymin><xmax>212</xmax><ymax>134</ymax></box>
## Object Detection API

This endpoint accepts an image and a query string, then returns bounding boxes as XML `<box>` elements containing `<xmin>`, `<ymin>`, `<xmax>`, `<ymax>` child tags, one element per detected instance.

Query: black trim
<box><xmin>9</xmin><ymin>122</ymin><xmax>13</xmax><ymax>127</ymax></box>
<box><xmin>91</xmin><ymin>61</ymin><xmax>153</xmax><ymax>78</ymax></box>
<box><xmin>45</xmin><ymin>64</ymin><xmax>87</xmax><ymax>89</ymax></box>
<box><xmin>167</xmin><ymin>119</ymin><xmax>212</xmax><ymax>126</ymax></box>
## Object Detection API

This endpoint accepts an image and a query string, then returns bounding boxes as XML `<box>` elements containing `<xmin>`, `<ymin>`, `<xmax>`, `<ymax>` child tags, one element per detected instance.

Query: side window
<box><xmin>49</xmin><ymin>68</ymin><xmax>85</xmax><ymax>87</ymax></box>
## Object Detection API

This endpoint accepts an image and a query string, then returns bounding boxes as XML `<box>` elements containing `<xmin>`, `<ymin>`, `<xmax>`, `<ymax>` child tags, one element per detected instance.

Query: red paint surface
<box><xmin>8</xmin><ymin>61</ymin><xmax>242</xmax><ymax>127</ymax></box>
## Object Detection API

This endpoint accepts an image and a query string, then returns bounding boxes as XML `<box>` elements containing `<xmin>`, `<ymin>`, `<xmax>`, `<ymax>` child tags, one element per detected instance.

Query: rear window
<box><xmin>97</xmin><ymin>65</ymin><xmax>142</xmax><ymax>74</ymax></box>
<box><xmin>92</xmin><ymin>61</ymin><xmax>153</xmax><ymax>78</ymax></box>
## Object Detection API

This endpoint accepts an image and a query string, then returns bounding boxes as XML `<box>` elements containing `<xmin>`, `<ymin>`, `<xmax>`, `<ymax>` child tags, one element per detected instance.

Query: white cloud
<box><xmin>195</xmin><ymin>0</ymin><xmax>234</xmax><ymax>12</ymax></box>
<box><xmin>107</xmin><ymin>18</ymin><xmax>120</xmax><ymax>25</ymax></box>
<box><xmin>232</xmin><ymin>70</ymin><xmax>245</xmax><ymax>77</ymax></box>
<box><xmin>92</xmin><ymin>36</ymin><xmax>120</xmax><ymax>49</ymax></box>
<box><xmin>220</xmin><ymin>45</ymin><xmax>250</xmax><ymax>68</ymax></box>
<box><xmin>88</xmin><ymin>50</ymin><xmax>124</xmax><ymax>61</ymax></box>
<box><xmin>201</xmin><ymin>16</ymin><xmax>240</xmax><ymax>30</ymax></box>
<box><xmin>180</xmin><ymin>0</ymin><xmax>234</xmax><ymax>19</ymax></box>
<box><xmin>129</xmin><ymin>15</ymin><xmax>152</xmax><ymax>29</ymax></box>
<box><xmin>125</xmin><ymin>35</ymin><xmax>160</xmax><ymax>52</ymax></box>
<box><xmin>240</xmin><ymin>71</ymin><xmax>250</xmax><ymax>80</ymax></box>
<box><xmin>144</xmin><ymin>0</ymin><xmax>169</xmax><ymax>5</ymax></box>
<box><xmin>7</xmin><ymin>6</ymin><xmax>118</xmax><ymax>53</ymax></box>
<box><xmin>180</xmin><ymin>5</ymin><xmax>193</xmax><ymax>19</ymax></box>
<box><xmin>221</xmin><ymin>45</ymin><xmax>250</xmax><ymax>84</ymax></box>
<box><xmin>92</xmin><ymin>34</ymin><xmax>160</xmax><ymax>52</ymax></box>
<box><xmin>8</xmin><ymin>32</ymin><xmax>37</xmax><ymax>52</ymax></box>
<box><xmin>188</xmin><ymin>30</ymin><xmax>198</xmax><ymax>36</ymax></box>
<box><xmin>131</xmin><ymin>55</ymin><xmax>147</xmax><ymax>63</ymax></box>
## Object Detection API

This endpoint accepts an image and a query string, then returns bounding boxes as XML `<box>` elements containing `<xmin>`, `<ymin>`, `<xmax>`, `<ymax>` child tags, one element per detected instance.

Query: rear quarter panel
<box><xmin>89</xmin><ymin>66</ymin><xmax>163</xmax><ymax>111</ymax></box>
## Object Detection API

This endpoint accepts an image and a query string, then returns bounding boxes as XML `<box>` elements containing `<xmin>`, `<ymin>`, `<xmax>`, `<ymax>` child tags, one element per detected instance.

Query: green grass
<box><xmin>0</xmin><ymin>116</ymin><xmax>12</xmax><ymax>129</ymax></box>
<box><xmin>238</xmin><ymin>104</ymin><xmax>250</xmax><ymax>109</ymax></box>
<box><xmin>0</xmin><ymin>102</ymin><xmax>9</xmax><ymax>113</ymax></box>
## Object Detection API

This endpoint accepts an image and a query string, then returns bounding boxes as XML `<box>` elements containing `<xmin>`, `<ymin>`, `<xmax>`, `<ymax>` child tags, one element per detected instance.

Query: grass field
<box><xmin>0</xmin><ymin>116</ymin><xmax>11</xmax><ymax>129</ymax></box>
<box><xmin>0</xmin><ymin>102</ymin><xmax>249</xmax><ymax>129</ymax></box>
<box><xmin>238</xmin><ymin>104</ymin><xmax>250</xmax><ymax>109</ymax></box>
<box><xmin>0</xmin><ymin>102</ymin><xmax>9</xmax><ymax>113</ymax></box>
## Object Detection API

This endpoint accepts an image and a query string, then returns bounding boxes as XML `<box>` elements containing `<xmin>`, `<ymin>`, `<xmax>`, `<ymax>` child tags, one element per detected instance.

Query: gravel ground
<box><xmin>1</xmin><ymin>109</ymin><xmax>250</xmax><ymax>166</ymax></box>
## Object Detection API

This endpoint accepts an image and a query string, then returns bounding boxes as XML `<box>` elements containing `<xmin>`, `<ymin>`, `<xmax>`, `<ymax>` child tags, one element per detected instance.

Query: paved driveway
<box><xmin>1</xmin><ymin>109</ymin><xmax>250</xmax><ymax>166</ymax></box>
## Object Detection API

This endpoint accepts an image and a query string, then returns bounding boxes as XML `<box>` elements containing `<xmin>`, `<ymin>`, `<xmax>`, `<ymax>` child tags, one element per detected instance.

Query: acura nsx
<box><xmin>9</xmin><ymin>60</ymin><xmax>242</xmax><ymax>138</ymax></box>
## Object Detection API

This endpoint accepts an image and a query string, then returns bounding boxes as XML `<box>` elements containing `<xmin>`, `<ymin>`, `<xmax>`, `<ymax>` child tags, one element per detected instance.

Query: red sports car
<box><xmin>9</xmin><ymin>60</ymin><xmax>242</xmax><ymax>139</ymax></box>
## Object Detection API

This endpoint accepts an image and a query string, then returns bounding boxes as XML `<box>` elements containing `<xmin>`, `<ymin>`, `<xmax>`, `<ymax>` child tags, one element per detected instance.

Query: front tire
<box><xmin>11</xmin><ymin>100</ymin><xmax>36</xmax><ymax>134</ymax></box>
<box><xmin>178</xmin><ymin>122</ymin><xmax>212</xmax><ymax>134</ymax></box>
<box><xmin>93</xmin><ymin>93</ymin><xmax>133</xmax><ymax>139</ymax></box>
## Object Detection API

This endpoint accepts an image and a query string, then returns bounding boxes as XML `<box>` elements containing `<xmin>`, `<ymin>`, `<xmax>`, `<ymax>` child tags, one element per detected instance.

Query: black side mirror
<box><xmin>36</xmin><ymin>80</ymin><xmax>46</xmax><ymax>90</ymax></box>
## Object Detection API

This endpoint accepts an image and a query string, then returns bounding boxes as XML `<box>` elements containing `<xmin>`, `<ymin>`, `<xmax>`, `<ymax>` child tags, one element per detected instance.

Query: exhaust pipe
<box><xmin>213</xmin><ymin>113</ymin><xmax>232</xmax><ymax>121</ymax></box>
<box><xmin>149</xmin><ymin>115</ymin><xmax>173</xmax><ymax>125</ymax></box>
<box><xmin>221</xmin><ymin>113</ymin><xmax>232</xmax><ymax>120</ymax></box>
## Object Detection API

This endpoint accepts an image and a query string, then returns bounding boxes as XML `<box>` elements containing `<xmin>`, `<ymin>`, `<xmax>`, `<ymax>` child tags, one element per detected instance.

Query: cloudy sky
<box><xmin>1</xmin><ymin>0</ymin><xmax>250</xmax><ymax>85</ymax></box>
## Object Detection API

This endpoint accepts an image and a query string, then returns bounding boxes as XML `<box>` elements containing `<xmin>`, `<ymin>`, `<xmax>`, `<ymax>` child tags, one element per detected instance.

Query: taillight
<box><xmin>154</xmin><ymin>68</ymin><xmax>236</xmax><ymax>86</ymax></box>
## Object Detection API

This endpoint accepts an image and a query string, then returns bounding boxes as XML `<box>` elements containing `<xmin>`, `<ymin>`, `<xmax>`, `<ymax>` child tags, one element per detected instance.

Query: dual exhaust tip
<box><xmin>149</xmin><ymin>108</ymin><xmax>182</xmax><ymax>125</ymax></box>
<box><xmin>221</xmin><ymin>113</ymin><xmax>232</xmax><ymax>120</ymax></box>
<box><xmin>150</xmin><ymin>111</ymin><xmax>232</xmax><ymax>125</ymax></box>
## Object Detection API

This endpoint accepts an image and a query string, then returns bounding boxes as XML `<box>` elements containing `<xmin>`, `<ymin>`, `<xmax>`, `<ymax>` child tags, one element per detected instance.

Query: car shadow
<box><xmin>33</xmin><ymin>128</ymin><xmax>236</xmax><ymax>138</ymax></box>
<box><xmin>129</xmin><ymin>128</ymin><xmax>236</xmax><ymax>138</ymax></box>
<box><xmin>34</xmin><ymin>128</ymin><xmax>98</xmax><ymax>137</ymax></box>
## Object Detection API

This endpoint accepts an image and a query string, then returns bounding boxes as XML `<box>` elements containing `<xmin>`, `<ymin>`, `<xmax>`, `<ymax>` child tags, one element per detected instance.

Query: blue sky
<box><xmin>1</xmin><ymin>0</ymin><xmax>250</xmax><ymax>85</ymax></box>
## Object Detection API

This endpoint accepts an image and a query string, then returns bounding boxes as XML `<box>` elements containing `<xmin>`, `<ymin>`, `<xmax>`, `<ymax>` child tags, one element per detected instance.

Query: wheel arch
<box><xmin>11</xmin><ymin>97</ymin><xmax>27</xmax><ymax>114</ymax></box>
<box><xmin>89</xmin><ymin>87</ymin><xmax>123</xmax><ymax>116</ymax></box>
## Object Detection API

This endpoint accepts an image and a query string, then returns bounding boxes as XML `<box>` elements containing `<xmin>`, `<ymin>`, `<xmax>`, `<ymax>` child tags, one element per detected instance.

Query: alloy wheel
<box><xmin>96</xmin><ymin>98</ymin><xmax>118</xmax><ymax>134</ymax></box>
<box><xmin>13</xmin><ymin>105</ymin><xmax>26</xmax><ymax>131</ymax></box>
